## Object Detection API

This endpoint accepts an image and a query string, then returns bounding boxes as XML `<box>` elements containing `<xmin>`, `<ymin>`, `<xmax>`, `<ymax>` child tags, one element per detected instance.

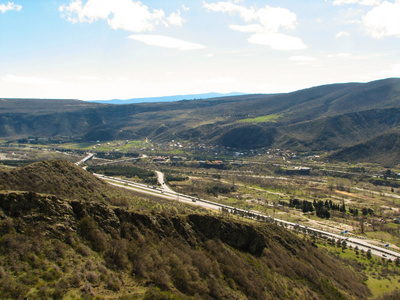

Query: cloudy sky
<box><xmin>1</xmin><ymin>0</ymin><xmax>400</xmax><ymax>100</ymax></box>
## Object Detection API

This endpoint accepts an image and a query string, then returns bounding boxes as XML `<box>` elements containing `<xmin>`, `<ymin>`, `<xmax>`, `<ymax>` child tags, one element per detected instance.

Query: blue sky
<box><xmin>1</xmin><ymin>0</ymin><xmax>400</xmax><ymax>100</ymax></box>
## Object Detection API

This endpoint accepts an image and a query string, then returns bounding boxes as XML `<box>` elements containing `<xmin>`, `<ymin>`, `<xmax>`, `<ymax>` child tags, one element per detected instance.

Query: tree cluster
<box><xmin>87</xmin><ymin>165</ymin><xmax>155</xmax><ymax>182</ymax></box>
<box><xmin>282</xmin><ymin>198</ymin><xmax>348</xmax><ymax>219</ymax></box>
<box><xmin>206</xmin><ymin>185</ymin><xmax>235</xmax><ymax>197</ymax></box>
<box><xmin>95</xmin><ymin>152</ymin><xmax>139</xmax><ymax>159</ymax></box>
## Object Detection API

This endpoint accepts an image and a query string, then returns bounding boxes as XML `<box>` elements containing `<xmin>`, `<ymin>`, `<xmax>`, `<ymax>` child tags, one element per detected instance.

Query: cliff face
<box><xmin>0</xmin><ymin>191</ymin><xmax>266</xmax><ymax>255</ymax></box>
<box><xmin>0</xmin><ymin>191</ymin><xmax>119</xmax><ymax>238</ymax></box>
<box><xmin>0</xmin><ymin>191</ymin><xmax>370</xmax><ymax>299</ymax></box>
<box><xmin>187</xmin><ymin>214</ymin><xmax>266</xmax><ymax>256</ymax></box>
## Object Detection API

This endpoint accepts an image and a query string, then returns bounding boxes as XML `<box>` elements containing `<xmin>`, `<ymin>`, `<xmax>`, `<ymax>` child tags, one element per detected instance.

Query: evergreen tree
<box><xmin>366</xmin><ymin>249</ymin><xmax>372</xmax><ymax>260</ymax></box>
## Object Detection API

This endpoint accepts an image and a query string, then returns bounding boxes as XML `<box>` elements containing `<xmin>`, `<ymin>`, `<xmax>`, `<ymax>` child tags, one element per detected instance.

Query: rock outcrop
<box><xmin>0</xmin><ymin>191</ymin><xmax>266</xmax><ymax>256</ymax></box>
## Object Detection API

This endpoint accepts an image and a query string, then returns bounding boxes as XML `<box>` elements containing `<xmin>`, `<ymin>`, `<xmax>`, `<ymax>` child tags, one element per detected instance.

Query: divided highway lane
<box><xmin>96</xmin><ymin>154</ymin><xmax>147</xmax><ymax>166</ymax></box>
<box><xmin>94</xmin><ymin>173</ymin><xmax>400</xmax><ymax>260</ymax></box>
<box><xmin>93</xmin><ymin>174</ymin><xmax>221</xmax><ymax>210</ymax></box>
<box><xmin>75</xmin><ymin>153</ymin><xmax>94</xmax><ymax>166</ymax></box>
<box><xmin>274</xmin><ymin>220</ymin><xmax>400</xmax><ymax>261</ymax></box>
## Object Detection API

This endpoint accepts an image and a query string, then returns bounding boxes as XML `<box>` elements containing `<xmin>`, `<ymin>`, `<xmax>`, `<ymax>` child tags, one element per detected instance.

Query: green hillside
<box><xmin>0</xmin><ymin>160</ymin><xmax>122</xmax><ymax>203</ymax></box>
<box><xmin>0</xmin><ymin>189</ymin><xmax>370</xmax><ymax>299</ymax></box>
<box><xmin>2</xmin><ymin>78</ymin><xmax>400</xmax><ymax>164</ymax></box>
<box><xmin>328</xmin><ymin>130</ymin><xmax>400</xmax><ymax>166</ymax></box>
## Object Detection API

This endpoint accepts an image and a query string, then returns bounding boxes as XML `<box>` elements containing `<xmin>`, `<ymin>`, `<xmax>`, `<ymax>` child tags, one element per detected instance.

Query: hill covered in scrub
<box><xmin>0</xmin><ymin>190</ymin><xmax>371</xmax><ymax>299</ymax></box>
<box><xmin>0</xmin><ymin>160</ymin><xmax>132</xmax><ymax>206</ymax></box>
<box><xmin>327</xmin><ymin>130</ymin><xmax>400</xmax><ymax>167</ymax></box>
<box><xmin>0</xmin><ymin>160</ymin><xmax>208</xmax><ymax>214</ymax></box>
<box><xmin>2</xmin><ymin>78</ymin><xmax>400</xmax><ymax>165</ymax></box>
<box><xmin>0</xmin><ymin>160</ymin><xmax>372</xmax><ymax>299</ymax></box>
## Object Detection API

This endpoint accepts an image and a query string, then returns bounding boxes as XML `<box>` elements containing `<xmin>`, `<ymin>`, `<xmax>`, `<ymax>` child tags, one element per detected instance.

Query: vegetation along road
<box><xmin>94</xmin><ymin>170</ymin><xmax>400</xmax><ymax>261</ymax></box>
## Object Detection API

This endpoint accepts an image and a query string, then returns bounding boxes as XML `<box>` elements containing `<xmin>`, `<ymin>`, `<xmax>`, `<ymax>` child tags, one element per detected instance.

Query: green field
<box><xmin>239</xmin><ymin>114</ymin><xmax>283</xmax><ymax>123</ymax></box>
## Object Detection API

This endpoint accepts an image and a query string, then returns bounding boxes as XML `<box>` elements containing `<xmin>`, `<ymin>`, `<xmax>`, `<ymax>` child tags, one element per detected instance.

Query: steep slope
<box><xmin>1</xmin><ymin>78</ymin><xmax>400</xmax><ymax>161</ymax></box>
<box><xmin>324</xmin><ymin>78</ymin><xmax>400</xmax><ymax>116</ymax></box>
<box><xmin>279</xmin><ymin>108</ymin><xmax>400</xmax><ymax>151</ymax></box>
<box><xmin>328</xmin><ymin>130</ymin><xmax>400</xmax><ymax>166</ymax></box>
<box><xmin>0</xmin><ymin>190</ymin><xmax>371</xmax><ymax>299</ymax></box>
<box><xmin>0</xmin><ymin>160</ymin><xmax>131</xmax><ymax>205</ymax></box>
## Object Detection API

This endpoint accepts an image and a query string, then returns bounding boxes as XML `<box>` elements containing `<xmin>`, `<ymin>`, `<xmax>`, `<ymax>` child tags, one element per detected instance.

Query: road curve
<box><xmin>155</xmin><ymin>171</ymin><xmax>175</xmax><ymax>193</ymax></box>
<box><xmin>94</xmin><ymin>173</ymin><xmax>221</xmax><ymax>210</ymax></box>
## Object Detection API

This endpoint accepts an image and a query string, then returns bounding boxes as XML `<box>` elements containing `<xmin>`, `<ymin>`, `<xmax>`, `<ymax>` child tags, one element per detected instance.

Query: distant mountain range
<box><xmin>87</xmin><ymin>92</ymin><xmax>245</xmax><ymax>104</ymax></box>
<box><xmin>2</xmin><ymin>78</ymin><xmax>400</xmax><ymax>166</ymax></box>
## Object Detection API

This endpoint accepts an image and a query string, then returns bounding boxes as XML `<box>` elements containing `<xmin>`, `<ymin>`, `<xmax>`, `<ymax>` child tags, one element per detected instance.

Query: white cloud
<box><xmin>332</xmin><ymin>0</ymin><xmax>381</xmax><ymax>5</ymax></box>
<box><xmin>256</xmin><ymin>6</ymin><xmax>297</xmax><ymax>32</ymax></box>
<box><xmin>203</xmin><ymin>1</ymin><xmax>306</xmax><ymax>51</ymax></box>
<box><xmin>59</xmin><ymin>0</ymin><xmax>183</xmax><ymax>32</ymax></box>
<box><xmin>2</xmin><ymin>75</ymin><xmax>63</xmax><ymax>85</ymax></box>
<box><xmin>128</xmin><ymin>35</ymin><xmax>205</xmax><ymax>51</ymax></box>
<box><xmin>0</xmin><ymin>1</ymin><xmax>21</xmax><ymax>13</ymax></box>
<box><xmin>203</xmin><ymin>2</ymin><xmax>256</xmax><ymax>22</ymax></box>
<box><xmin>363</xmin><ymin>1</ymin><xmax>400</xmax><ymax>38</ymax></box>
<box><xmin>167</xmin><ymin>10</ymin><xmax>185</xmax><ymax>27</ymax></box>
<box><xmin>181</xmin><ymin>4</ymin><xmax>190</xmax><ymax>11</ymax></box>
<box><xmin>336</xmin><ymin>31</ymin><xmax>350</xmax><ymax>38</ymax></box>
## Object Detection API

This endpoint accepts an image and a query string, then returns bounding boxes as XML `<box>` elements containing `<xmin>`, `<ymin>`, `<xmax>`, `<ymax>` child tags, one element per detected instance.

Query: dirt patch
<box><xmin>336</xmin><ymin>190</ymin><xmax>358</xmax><ymax>198</ymax></box>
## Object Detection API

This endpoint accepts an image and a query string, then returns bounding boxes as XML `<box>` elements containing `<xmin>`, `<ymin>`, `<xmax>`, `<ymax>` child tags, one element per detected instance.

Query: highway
<box><xmin>94</xmin><ymin>172</ymin><xmax>400</xmax><ymax>260</ymax></box>
<box><xmin>155</xmin><ymin>171</ymin><xmax>175</xmax><ymax>194</ymax></box>
<box><xmin>96</xmin><ymin>154</ymin><xmax>147</xmax><ymax>166</ymax></box>
<box><xmin>75</xmin><ymin>153</ymin><xmax>94</xmax><ymax>166</ymax></box>
<box><xmin>93</xmin><ymin>173</ymin><xmax>222</xmax><ymax>211</ymax></box>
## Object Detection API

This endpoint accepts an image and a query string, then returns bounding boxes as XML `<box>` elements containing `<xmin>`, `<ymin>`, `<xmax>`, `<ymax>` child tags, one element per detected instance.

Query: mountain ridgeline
<box><xmin>1</xmin><ymin>78</ymin><xmax>400</xmax><ymax>164</ymax></box>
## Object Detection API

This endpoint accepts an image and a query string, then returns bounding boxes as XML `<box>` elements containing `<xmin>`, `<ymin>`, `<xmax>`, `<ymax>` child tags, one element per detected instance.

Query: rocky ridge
<box><xmin>0</xmin><ymin>190</ymin><xmax>370</xmax><ymax>299</ymax></box>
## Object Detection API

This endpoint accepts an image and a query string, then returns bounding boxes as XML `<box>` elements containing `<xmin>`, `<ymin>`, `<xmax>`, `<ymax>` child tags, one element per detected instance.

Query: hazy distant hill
<box><xmin>87</xmin><ymin>92</ymin><xmax>244</xmax><ymax>104</ymax></box>
<box><xmin>1</xmin><ymin>78</ymin><xmax>400</xmax><ymax>165</ymax></box>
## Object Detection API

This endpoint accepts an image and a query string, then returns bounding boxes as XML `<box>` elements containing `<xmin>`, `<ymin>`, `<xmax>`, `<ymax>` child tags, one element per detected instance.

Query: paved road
<box><xmin>155</xmin><ymin>171</ymin><xmax>175</xmax><ymax>193</ymax></box>
<box><xmin>75</xmin><ymin>153</ymin><xmax>94</xmax><ymax>166</ymax></box>
<box><xmin>96</xmin><ymin>154</ymin><xmax>147</xmax><ymax>166</ymax></box>
<box><xmin>275</xmin><ymin>220</ymin><xmax>400</xmax><ymax>261</ymax></box>
<box><xmin>94</xmin><ymin>173</ymin><xmax>221</xmax><ymax>210</ymax></box>
<box><xmin>94</xmin><ymin>172</ymin><xmax>400</xmax><ymax>260</ymax></box>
